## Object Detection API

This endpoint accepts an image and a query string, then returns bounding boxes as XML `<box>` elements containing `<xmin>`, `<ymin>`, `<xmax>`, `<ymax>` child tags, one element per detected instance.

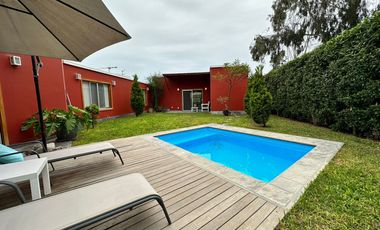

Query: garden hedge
<box><xmin>265</xmin><ymin>12</ymin><xmax>380</xmax><ymax>139</ymax></box>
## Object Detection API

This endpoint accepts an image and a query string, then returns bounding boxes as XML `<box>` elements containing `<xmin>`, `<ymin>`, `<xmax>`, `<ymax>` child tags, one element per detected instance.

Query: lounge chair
<box><xmin>0</xmin><ymin>142</ymin><xmax>123</xmax><ymax>171</ymax></box>
<box><xmin>0</xmin><ymin>173</ymin><xmax>171</xmax><ymax>230</ymax></box>
<box><xmin>201</xmin><ymin>101</ymin><xmax>210</xmax><ymax>112</ymax></box>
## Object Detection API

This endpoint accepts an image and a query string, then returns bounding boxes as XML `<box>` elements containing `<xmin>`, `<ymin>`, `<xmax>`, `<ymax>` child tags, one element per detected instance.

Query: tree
<box><xmin>130</xmin><ymin>74</ymin><xmax>144</xmax><ymax>116</ymax></box>
<box><xmin>250</xmin><ymin>0</ymin><xmax>379</xmax><ymax>67</ymax></box>
<box><xmin>245</xmin><ymin>66</ymin><xmax>272</xmax><ymax>127</ymax></box>
<box><xmin>147</xmin><ymin>73</ymin><xmax>164</xmax><ymax>111</ymax></box>
<box><xmin>214</xmin><ymin>59</ymin><xmax>250</xmax><ymax>114</ymax></box>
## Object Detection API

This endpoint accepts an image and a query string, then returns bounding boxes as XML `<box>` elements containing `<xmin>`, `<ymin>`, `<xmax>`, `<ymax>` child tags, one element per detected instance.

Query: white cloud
<box><xmin>82</xmin><ymin>0</ymin><xmax>273</xmax><ymax>81</ymax></box>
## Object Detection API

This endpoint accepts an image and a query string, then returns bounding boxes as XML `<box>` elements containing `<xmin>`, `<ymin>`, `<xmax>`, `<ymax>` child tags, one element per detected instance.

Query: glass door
<box><xmin>182</xmin><ymin>90</ymin><xmax>192</xmax><ymax>111</ymax></box>
<box><xmin>192</xmin><ymin>90</ymin><xmax>202</xmax><ymax>109</ymax></box>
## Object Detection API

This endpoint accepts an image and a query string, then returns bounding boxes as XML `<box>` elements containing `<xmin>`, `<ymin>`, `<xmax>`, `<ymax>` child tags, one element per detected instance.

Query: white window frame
<box><xmin>82</xmin><ymin>80</ymin><xmax>112</xmax><ymax>110</ymax></box>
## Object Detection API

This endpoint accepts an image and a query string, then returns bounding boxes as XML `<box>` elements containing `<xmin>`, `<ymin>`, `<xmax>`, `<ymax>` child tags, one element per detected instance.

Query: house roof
<box><xmin>63</xmin><ymin>60</ymin><xmax>133</xmax><ymax>80</ymax></box>
<box><xmin>63</xmin><ymin>60</ymin><xmax>148</xmax><ymax>84</ymax></box>
<box><xmin>163</xmin><ymin>71</ymin><xmax>210</xmax><ymax>78</ymax></box>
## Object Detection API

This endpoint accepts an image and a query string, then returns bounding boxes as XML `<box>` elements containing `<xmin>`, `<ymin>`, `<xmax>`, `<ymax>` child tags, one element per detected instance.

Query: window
<box><xmin>142</xmin><ymin>89</ymin><xmax>147</xmax><ymax>106</ymax></box>
<box><xmin>82</xmin><ymin>81</ymin><xmax>111</xmax><ymax>109</ymax></box>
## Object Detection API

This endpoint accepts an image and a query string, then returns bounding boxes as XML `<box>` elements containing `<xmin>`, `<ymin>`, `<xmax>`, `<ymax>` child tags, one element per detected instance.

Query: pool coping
<box><xmin>143</xmin><ymin>124</ymin><xmax>344</xmax><ymax>211</ymax></box>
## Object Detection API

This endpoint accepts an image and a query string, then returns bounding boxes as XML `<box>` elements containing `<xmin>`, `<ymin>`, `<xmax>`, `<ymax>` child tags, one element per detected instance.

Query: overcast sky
<box><xmin>81</xmin><ymin>0</ymin><xmax>273</xmax><ymax>82</ymax></box>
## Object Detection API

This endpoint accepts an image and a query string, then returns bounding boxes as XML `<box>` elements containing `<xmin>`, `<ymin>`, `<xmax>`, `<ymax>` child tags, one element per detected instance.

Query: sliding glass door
<box><xmin>192</xmin><ymin>90</ymin><xmax>202</xmax><ymax>109</ymax></box>
<box><xmin>182</xmin><ymin>89</ymin><xmax>203</xmax><ymax>111</ymax></box>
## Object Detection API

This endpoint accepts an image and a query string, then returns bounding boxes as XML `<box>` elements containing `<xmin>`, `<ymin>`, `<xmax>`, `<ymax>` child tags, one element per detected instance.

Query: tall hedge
<box><xmin>265</xmin><ymin>12</ymin><xmax>380</xmax><ymax>139</ymax></box>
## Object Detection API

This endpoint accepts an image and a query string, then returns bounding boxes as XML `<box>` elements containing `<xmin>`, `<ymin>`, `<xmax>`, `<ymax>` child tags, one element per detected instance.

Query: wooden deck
<box><xmin>0</xmin><ymin>136</ymin><xmax>284</xmax><ymax>230</ymax></box>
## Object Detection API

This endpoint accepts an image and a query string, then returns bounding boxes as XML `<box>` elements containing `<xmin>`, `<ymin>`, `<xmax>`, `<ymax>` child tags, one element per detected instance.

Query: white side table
<box><xmin>0</xmin><ymin>158</ymin><xmax>51</xmax><ymax>200</ymax></box>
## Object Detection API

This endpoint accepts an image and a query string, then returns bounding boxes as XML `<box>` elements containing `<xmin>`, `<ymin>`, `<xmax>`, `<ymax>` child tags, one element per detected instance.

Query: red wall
<box><xmin>0</xmin><ymin>53</ymin><xmax>67</xmax><ymax>144</ymax></box>
<box><xmin>160</xmin><ymin>76</ymin><xmax>210</xmax><ymax>110</ymax></box>
<box><xmin>210</xmin><ymin>67</ymin><xmax>248</xmax><ymax>112</ymax></box>
<box><xmin>0</xmin><ymin>52</ymin><xmax>149</xmax><ymax>145</ymax></box>
<box><xmin>63</xmin><ymin>63</ymin><xmax>148</xmax><ymax>119</ymax></box>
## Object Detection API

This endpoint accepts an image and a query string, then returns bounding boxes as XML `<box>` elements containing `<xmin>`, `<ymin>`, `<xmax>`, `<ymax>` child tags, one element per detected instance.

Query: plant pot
<box><xmin>56</xmin><ymin>126</ymin><xmax>79</xmax><ymax>142</ymax></box>
<box><xmin>223</xmin><ymin>110</ymin><xmax>230</xmax><ymax>116</ymax></box>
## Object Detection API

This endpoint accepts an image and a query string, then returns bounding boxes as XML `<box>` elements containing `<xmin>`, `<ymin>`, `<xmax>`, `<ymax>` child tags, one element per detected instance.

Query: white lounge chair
<box><xmin>1</xmin><ymin>142</ymin><xmax>123</xmax><ymax>171</ymax></box>
<box><xmin>201</xmin><ymin>101</ymin><xmax>210</xmax><ymax>112</ymax></box>
<box><xmin>0</xmin><ymin>173</ymin><xmax>171</xmax><ymax>230</ymax></box>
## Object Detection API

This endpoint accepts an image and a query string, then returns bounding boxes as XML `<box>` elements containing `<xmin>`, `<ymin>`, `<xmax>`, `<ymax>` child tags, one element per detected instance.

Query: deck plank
<box><xmin>256</xmin><ymin>207</ymin><xmax>285</xmax><ymax>230</ymax></box>
<box><xmin>0</xmin><ymin>136</ymin><xmax>283</xmax><ymax>230</ymax></box>
<box><xmin>182</xmin><ymin>189</ymin><xmax>249</xmax><ymax>230</ymax></box>
<box><xmin>217</xmin><ymin>194</ymin><xmax>266</xmax><ymax>230</ymax></box>
<box><xmin>143</xmin><ymin>183</ymin><xmax>234</xmax><ymax>230</ymax></box>
<box><xmin>200</xmin><ymin>193</ymin><xmax>258</xmax><ymax>230</ymax></box>
<box><xmin>238</xmin><ymin>202</ymin><xmax>277</xmax><ymax>229</ymax></box>
<box><xmin>162</xmin><ymin>186</ymin><xmax>242</xmax><ymax>229</ymax></box>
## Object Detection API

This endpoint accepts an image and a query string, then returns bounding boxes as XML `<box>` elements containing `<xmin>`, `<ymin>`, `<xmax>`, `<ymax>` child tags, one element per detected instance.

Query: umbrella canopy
<box><xmin>0</xmin><ymin>0</ymin><xmax>131</xmax><ymax>61</ymax></box>
<box><xmin>0</xmin><ymin>0</ymin><xmax>130</xmax><ymax>150</ymax></box>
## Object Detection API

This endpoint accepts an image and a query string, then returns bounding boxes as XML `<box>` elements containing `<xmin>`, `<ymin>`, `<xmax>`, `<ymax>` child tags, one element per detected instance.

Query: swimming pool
<box><xmin>157</xmin><ymin>127</ymin><xmax>314</xmax><ymax>182</ymax></box>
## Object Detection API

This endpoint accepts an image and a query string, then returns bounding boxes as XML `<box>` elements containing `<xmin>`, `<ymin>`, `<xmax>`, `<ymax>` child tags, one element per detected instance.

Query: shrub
<box><xmin>130</xmin><ymin>74</ymin><xmax>144</xmax><ymax>116</ymax></box>
<box><xmin>147</xmin><ymin>74</ymin><xmax>164</xmax><ymax>112</ymax></box>
<box><xmin>245</xmin><ymin>66</ymin><xmax>272</xmax><ymax>126</ymax></box>
<box><xmin>85</xmin><ymin>104</ymin><xmax>99</xmax><ymax>127</ymax></box>
<box><xmin>265</xmin><ymin>12</ymin><xmax>380</xmax><ymax>139</ymax></box>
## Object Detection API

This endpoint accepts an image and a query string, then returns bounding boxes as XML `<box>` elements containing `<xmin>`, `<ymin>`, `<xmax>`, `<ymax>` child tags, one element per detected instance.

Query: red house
<box><xmin>0</xmin><ymin>52</ymin><xmax>248</xmax><ymax>145</ymax></box>
<box><xmin>0</xmin><ymin>53</ymin><xmax>148</xmax><ymax>145</ymax></box>
<box><xmin>160</xmin><ymin>66</ymin><xmax>248</xmax><ymax>112</ymax></box>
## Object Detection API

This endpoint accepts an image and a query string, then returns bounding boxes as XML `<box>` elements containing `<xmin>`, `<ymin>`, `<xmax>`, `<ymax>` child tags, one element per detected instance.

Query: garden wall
<box><xmin>265</xmin><ymin>13</ymin><xmax>380</xmax><ymax>139</ymax></box>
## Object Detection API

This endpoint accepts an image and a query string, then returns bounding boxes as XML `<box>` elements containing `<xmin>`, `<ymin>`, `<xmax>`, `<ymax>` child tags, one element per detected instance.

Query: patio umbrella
<box><xmin>0</xmin><ymin>0</ymin><xmax>131</xmax><ymax>151</ymax></box>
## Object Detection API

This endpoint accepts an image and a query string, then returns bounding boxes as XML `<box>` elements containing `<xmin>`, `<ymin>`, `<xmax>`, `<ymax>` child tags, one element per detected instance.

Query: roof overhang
<box><xmin>163</xmin><ymin>71</ymin><xmax>210</xmax><ymax>79</ymax></box>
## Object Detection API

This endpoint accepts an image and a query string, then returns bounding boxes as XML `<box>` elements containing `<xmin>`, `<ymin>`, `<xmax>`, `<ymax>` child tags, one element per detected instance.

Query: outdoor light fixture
<box><xmin>177</xmin><ymin>88</ymin><xmax>180</xmax><ymax>91</ymax></box>
<box><xmin>112</xmin><ymin>80</ymin><xmax>117</xmax><ymax>86</ymax></box>
<box><xmin>146</xmin><ymin>87</ymin><xmax>149</xmax><ymax>91</ymax></box>
<box><xmin>74</xmin><ymin>73</ymin><xmax>82</xmax><ymax>80</ymax></box>
<box><xmin>204</xmin><ymin>87</ymin><xmax>208</xmax><ymax>90</ymax></box>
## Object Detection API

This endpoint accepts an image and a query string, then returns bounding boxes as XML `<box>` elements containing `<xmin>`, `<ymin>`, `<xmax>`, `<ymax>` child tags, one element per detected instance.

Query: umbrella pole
<box><xmin>31</xmin><ymin>56</ymin><xmax>48</xmax><ymax>152</ymax></box>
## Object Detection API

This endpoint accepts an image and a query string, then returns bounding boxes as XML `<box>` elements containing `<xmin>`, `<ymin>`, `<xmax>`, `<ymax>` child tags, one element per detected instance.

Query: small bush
<box><xmin>130</xmin><ymin>74</ymin><xmax>144</xmax><ymax>116</ymax></box>
<box><xmin>85</xmin><ymin>104</ymin><xmax>99</xmax><ymax>127</ymax></box>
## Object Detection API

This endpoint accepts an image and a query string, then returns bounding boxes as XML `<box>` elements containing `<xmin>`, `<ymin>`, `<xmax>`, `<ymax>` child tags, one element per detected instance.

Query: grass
<box><xmin>75</xmin><ymin>113</ymin><xmax>380</xmax><ymax>229</ymax></box>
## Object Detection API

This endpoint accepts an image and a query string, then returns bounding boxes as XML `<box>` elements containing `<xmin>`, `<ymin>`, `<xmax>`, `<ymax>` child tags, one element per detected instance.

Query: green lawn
<box><xmin>75</xmin><ymin>113</ymin><xmax>380</xmax><ymax>229</ymax></box>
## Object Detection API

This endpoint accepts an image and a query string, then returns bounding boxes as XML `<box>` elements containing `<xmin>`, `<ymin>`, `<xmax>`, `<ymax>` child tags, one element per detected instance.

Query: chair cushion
<box><xmin>0</xmin><ymin>144</ymin><xmax>24</xmax><ymax>164</ymax></box>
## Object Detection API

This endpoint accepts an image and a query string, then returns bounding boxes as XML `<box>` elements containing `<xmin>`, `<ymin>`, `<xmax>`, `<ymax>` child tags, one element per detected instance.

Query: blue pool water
<box><xmin>157</xmin><ymin>127</ymin><xmax>314</xmax><ymax>182</ymax></box>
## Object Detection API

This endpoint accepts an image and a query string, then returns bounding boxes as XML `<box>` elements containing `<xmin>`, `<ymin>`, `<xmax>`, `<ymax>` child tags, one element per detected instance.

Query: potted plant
<box><xmin>22</xmin><ymin>105</ymin><xmax>92</xmax><ymax>142</ymax></box>
<box><xmin>217</xmin><ymin>96</ymin><xmax>230</xmax><ymax>116</ymax></box>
